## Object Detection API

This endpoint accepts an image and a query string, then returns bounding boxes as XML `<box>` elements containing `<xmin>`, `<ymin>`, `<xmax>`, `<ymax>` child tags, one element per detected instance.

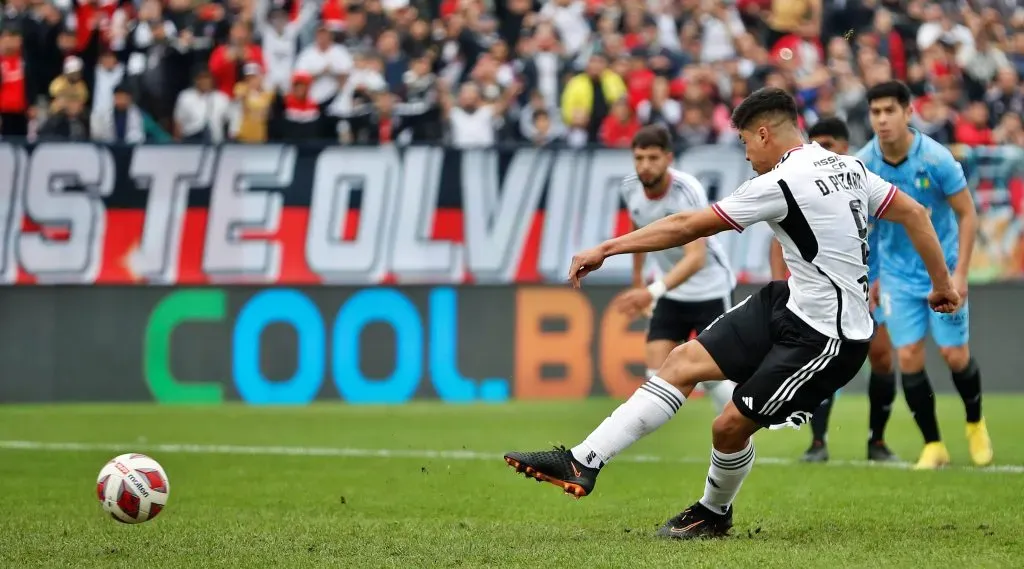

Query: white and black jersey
<box><xmin>621</xmin><ymin>168</ymin><xmax>737</xmax><ymax>303</ymax></box>
<box><xmin>710</xmin><ymin>143</ymin><xmax>897</xmax><ymax>342</ymax></box>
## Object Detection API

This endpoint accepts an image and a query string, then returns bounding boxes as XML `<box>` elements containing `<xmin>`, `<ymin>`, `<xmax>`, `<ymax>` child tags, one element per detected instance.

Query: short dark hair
<box><xmin>631</xmin><ymin>124</ymin><xmax>672</xmax><ymax>150</ymax></box>
<box><xmin>730</xmin><ymin>88</ymin><xmax>799</xmax><ymax>132</ymax></box>
<box><xmin>865</xmin><ymin>81</ymin><xmax>912</xmax><ymax>107</ymax></box>
<box><xmin>807</xmin><ymin>117</ymin><xmax>849</xmax><ymax>142</ymax></box>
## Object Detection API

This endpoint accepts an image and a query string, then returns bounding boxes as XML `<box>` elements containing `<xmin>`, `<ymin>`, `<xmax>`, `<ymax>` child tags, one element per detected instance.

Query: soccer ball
<box><xmin>96</xmin><ymin>453</ymin><xmax>170</xmax><ymax>524</ymax></box>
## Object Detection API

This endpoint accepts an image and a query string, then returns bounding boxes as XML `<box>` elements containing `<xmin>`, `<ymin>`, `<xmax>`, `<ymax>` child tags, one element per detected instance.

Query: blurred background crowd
<box><xmin>0</xmin><ymin>0</ymin><xmax>1022</xmax><ymax>148</ymax></box>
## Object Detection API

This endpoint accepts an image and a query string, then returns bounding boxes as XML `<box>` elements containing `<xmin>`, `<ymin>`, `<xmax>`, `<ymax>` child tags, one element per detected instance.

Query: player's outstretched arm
<box><xmin>568</xmin><ymin>209</ymin><xmax>729</xmax><ymax>286</ymax></box>
<box><xmin>602</xmin><ymin>208</ymin><xmax>729</xmax><ymax>257</ymax></box>
<box><xmin>877</xmin><ymin>189</ymin><xmax>959</xmax><ymax>312</ymax></box>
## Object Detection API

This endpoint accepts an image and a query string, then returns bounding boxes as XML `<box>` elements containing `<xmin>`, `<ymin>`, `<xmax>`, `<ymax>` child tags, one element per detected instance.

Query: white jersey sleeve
<box><xmin>854</xmin><ymin>159</ymin><xmax>898</xmax><ymax>218</ymax></box>
<box><xmin>710</xmin><ymin>175</ymin><xmax>788</xmax><ymax>232</ymax></box>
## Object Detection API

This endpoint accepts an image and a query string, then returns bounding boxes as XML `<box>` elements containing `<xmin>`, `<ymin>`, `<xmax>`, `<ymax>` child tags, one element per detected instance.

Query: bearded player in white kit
<box><xmin>504</xmin><ymin>88</ymin><xmax>960</xmax><ymax>538</ymax></box>
<box><xmin>613</xmin><ymin>125</ymin><xmax>737</xmax><ymax>412</ymax></box>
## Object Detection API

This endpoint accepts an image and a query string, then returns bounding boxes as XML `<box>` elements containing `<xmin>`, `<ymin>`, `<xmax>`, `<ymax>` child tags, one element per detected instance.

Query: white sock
<box><xmin>699</xmin><ymin>440</ymin><xmax>755</xmax><ymax>515</ymax></box>
<box><xmin>571</xmin><ymin>376</ymin><xmax>684</xmax><ymax>468</ymax></box>
<box><xmin>704</xmin><ymin>380</ymin><xmax>736</xmax><ymax>413</ymax></box>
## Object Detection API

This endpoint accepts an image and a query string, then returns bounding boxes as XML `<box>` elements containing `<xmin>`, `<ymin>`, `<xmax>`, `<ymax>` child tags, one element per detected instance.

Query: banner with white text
<box><xmin>0</xmin><ymin>142</ymin><xmax>1021</xmax><ymax>285</ymax></box>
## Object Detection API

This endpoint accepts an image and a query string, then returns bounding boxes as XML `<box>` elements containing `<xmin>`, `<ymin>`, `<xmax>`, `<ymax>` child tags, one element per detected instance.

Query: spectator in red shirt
<box><xmin>0</xmin><ymin>28</ymin><xmax>31</xmax><ymax>137</ymax></box>
<box><xmin>321</xmin><ymin>0</ymin><xmax>347</xmax><ymax>31</ymax></box>
<box><xmin>625</xmin><ymin>50</ymin><xmax>655</xmax><ymax>110</ymax></box>
<box><xmin>599</xmin><ymin>98</ymin><xmax>640</xmax><ymax>148</ymax></box>
<box><xmin>208</xmin><ymin>22</ymin><xmax>264</xmax><ymax>96</ymax></box>
<box><xmin>271</xmin><ymin>70</ymin><xmax>329</xmax><ymax>141</ymax></box>
<box><xmin>872</xmin><ymin>9</ymin><xmax>906</xmax><ymax>80</ymax></box>
<box><xmin>73</xmin><ymin>0</ymin><xmax>120</xmax><ymax>53</ymax></box>
<box><xmin>954</xmin><ymin>100</ymin><xmax>995</xmax><ymax>146</ymax></box>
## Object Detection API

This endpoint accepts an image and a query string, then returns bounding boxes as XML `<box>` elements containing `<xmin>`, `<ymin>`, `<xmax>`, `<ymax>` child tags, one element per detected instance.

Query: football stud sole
<box><xmin>504</xmin><ymin>457</ymin><xmax>587</xmax><ymax>499</ymax></box>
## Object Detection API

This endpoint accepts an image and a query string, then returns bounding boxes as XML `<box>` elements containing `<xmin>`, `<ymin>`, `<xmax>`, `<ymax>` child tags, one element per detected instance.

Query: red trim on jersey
<box><xmin>874</xmin><ymin>185</ymin><xmax>898</xmax><ymax>218</ymax></box>
<box><xmin>711</xmin><ymin>203</ymin><xmax>744</xmax><ymax>233</ymax></box>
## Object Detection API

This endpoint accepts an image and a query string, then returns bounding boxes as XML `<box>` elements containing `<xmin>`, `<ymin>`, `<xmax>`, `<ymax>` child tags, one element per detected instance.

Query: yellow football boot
<box><xmin>913</xmin><ymin>442</ymin><xmax>951</xmax><ymax>470</ymax></box>
<box><xmin>966</xmin><ymin>418</ymin><xmax>993</xmax><ymax>467</ymax></box>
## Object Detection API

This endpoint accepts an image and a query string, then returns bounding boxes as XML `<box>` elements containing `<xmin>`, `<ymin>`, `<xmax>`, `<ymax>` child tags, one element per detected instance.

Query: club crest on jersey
<box><xmin>914</xmin><ymin>171</ymin><xmax>932</xmax><ymax>190</ymax></box>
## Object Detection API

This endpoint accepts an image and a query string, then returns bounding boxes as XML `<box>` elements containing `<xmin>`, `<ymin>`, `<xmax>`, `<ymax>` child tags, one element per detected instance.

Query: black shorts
<box><xmin>648</xmin><ymin>296</ymin><xmax>731</xmax><ymax>343</ymax></box>
<box><xmin>696</xmin><ymin>281</ymin><xmax>869</xmax><ymax>428</ymax></box>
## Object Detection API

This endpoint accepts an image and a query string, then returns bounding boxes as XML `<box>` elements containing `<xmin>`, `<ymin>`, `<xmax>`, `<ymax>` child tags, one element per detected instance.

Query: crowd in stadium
<box><xmin>0</xmin><ymin>0</ymin><xmax>1022</xmax><ymax>148</ymax></box>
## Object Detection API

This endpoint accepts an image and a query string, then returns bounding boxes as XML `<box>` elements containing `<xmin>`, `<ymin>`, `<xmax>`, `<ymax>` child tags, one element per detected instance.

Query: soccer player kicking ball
<box><xmin>769</xmin><ymin>117</ymin><xmax>899</xmax><ymax>464</ymax></box>
<box><xmin>858</xmin><ymin>81</ymin><xmax>993</xmax><ymax>469</ymax></box>
<box><xmin>614</xmin><ymin>125</ymin><xmax>738</xmax><ymax>414</ymax></box>
<box><xmin>503</xmin><ymin>88</ymin><xmax>960</xmax><ymax>539</ymax></box>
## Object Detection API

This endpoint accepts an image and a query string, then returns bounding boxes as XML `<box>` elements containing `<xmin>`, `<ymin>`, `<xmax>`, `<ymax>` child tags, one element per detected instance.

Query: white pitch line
<box><xmin>0</xmin><ymin>440</ymin><xmax>1021</xmax><ymax>474</ymax></box>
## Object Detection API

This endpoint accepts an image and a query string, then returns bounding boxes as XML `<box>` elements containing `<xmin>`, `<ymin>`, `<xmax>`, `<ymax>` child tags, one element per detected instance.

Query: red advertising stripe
<box><xmin>176</xmin><ymin>208</ymin><xmax>324</xmax><ymax>284</ymax></box>
<box><xmin>83</xmin><ymin>207</ymin><xmax>533</xmax><ymax>284</ymax></box>
<box><xmin>15</xmin><ymin>204</ymin><xmax>633</xmax><ymax>284</ymax></box>
<box><xmin>100</xmin><ymin>210</ymin><xmax>145</xmax><ymax>283</ymax></box>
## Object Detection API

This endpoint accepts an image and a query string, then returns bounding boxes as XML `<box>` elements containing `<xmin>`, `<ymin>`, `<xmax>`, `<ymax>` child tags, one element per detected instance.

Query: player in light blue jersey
<box><xmin>769</xmin><ymin>117</ymin><xmax>898</xmax><ymax>464</ymax></box>
<box><xmin>859</xmin><ymin>81</ymin><xmax>993</xmax><ymax>469</ymax></box>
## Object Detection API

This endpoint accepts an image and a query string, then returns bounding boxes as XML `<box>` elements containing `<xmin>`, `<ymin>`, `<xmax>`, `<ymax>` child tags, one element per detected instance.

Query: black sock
<box><xmin>810</xmin><ymin>397</ymin><xmax>833</xmax><ymax>444</ymax></box>
<box><xmin>868</xmin><ymin>372</ymin><xmax>896</xmax><ymax>443</ymax></box>
<box><xmin>902</xmin><ymin>371</ymin><xmax>941</xmax><ymax>443</ymax></box>
<box><xmin>952</xmin><ymin>358</ymin><xmax>983</xmax><ymax>423</ymax></box>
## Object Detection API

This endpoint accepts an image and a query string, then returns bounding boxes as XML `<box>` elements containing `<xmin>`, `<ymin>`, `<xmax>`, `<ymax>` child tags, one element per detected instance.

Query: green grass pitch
<box><xmin>1</xmin><ymin>395</ymin><xmax>1023</xmax><ymax>568</ymax></box>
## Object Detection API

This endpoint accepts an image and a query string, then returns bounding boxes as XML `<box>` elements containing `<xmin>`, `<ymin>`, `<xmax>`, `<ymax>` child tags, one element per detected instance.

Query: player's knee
<box><xmin>711</xmin><ymin>407</ymin><xmax>750</xmax><ymax>452</ymax></box>
<box><xmin>939</xmin><ymin>345</ymin><xmax>971</xmax><ymax>372</ymax></box>
<box><xmin>657</xmin><ymin>341</ymin><xmax>706</xmax><ymax>390</ymax></box>
<box><xmin>897</xmin><ymin>342</ymin><xmax>926</xmax><ymax>373</ymax></box>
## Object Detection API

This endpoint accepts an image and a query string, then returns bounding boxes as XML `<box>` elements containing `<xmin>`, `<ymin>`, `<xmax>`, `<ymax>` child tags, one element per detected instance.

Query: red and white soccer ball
<box><xmin>96</xmin><ymin>453</ymin><xmax>170</xmax><ymax>524</ymax></box>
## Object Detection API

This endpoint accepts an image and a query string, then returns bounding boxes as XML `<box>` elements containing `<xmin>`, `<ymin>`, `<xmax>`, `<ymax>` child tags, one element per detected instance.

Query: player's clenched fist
<box><xmin>928</xmin><ymin>287</ymin><xmax>961</xmax><ymax>314</ymax></box>
<box><xmin>568</xmin><ymin>246</ymin><xmax>607</xmax><ymax>288</ymax></box>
